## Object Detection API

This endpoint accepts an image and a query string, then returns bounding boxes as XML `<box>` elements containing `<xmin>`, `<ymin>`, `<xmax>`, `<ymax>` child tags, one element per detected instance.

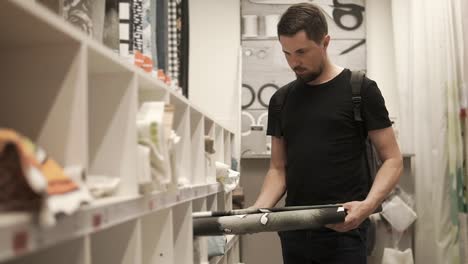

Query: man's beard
<box><xmin>294</xmin><ymin>64</ymin><xmax>324</xmax><ymax>83</ymax></box>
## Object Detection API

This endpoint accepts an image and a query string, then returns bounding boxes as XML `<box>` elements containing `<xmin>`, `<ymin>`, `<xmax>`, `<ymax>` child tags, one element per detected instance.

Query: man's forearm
<box><xmin>365</xmin><ymin>156</ymin><xmax>403</xmax><ymax>209</ymax></box>
<box><xmin>253</xmin><ymin>168</ymin><xmax>286</xmax><ymax>208</ymax></box>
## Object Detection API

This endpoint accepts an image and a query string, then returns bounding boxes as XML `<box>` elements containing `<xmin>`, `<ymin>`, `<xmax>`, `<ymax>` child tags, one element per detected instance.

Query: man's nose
<box><xmin>289</xmin><ymin>56</ymin><xmax>301</xmax><ymax>68</ymax></box>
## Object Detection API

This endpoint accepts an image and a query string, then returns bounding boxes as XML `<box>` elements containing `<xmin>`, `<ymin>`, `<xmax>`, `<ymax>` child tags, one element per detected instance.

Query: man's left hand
<box><xmin>326</xmin><ymin>200</ymin><xmax>376</xmax><ymax>232</ymax></box>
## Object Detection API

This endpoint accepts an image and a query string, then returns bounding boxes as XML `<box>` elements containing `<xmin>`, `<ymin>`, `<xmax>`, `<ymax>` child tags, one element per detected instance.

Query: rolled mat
<box><xmin>193</xmin><ymin>206</ymin><xmax>346</xmax><ymax>236</ymax></box>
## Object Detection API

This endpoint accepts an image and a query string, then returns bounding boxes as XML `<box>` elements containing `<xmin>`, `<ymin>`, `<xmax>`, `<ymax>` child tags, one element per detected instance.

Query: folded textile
<box><xmin>86</xmin><ymin>176</ymin><xmax>121</xmax><ymax>198</ymax></box>
<box><xmin>0</xmin><ymin>130</ymin><xmax>44</xmax><ymax>213</ymax></box>
<box><xmin>215</xmin><ymin>162</ymin><xmax>239</xmax><ymax>193</ymax></box>
<box><xmin>137</xmin><ymin>102</ymin><xmax>172</xmax><ymax>190</ymax></box>
<box><xmin>207</xmin><ymin>236</ymin><xmax>227</xmax><ymax>257</ymax></box>
<box><xmin>382</xmin><ymin>248</ymin><xmax>414</xmax><ymax>264</ymax></box>
<box><xmin>381</xmin><ymin>195</ymin><xmax>417</xmax><ymax>232</ymax></box>
<box><xmin>0</xmin><ymin>129</ymin><xmax>92</xmax><ymax>226</ymax></box>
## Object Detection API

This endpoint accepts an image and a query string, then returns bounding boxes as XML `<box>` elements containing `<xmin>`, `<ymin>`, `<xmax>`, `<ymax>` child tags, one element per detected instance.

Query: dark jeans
<box><xmin>278</xmin><ymin>221</ymin><xmax>368</xmax><ymax>264</ymax></box>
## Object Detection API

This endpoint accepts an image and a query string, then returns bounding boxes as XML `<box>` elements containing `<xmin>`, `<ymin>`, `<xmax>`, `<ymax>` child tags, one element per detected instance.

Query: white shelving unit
<box><xmin>0</xmin><ymin>0</ymin><xmax>240</xmax><ymax>263</ymax></box>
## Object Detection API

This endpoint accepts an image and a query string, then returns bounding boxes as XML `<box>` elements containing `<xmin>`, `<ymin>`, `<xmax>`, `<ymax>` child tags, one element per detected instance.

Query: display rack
<box><xmin>0</xmin><ymin>0</ymin><xmax>240</xmax><ymax>263</ymax></box>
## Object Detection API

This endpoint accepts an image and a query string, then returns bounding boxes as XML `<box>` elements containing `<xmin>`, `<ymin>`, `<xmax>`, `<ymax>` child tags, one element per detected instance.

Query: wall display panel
<box><xmin>241</xmin><ymin>0</ymin><xmax>366</xmax><ymax>156</ymax></box>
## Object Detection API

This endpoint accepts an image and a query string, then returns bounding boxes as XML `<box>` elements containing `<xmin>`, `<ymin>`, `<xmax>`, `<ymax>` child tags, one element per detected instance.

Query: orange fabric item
<box><xmin>134</xmin><ymin>51</ymin><xmax>145</xmax><ymax>67</ymax></box>
<box><xmin>0</xmin><ymin>129</ymin><xmax>43</xmax><ymax>212</ymax></box>
<box><xmin>142</xmin><ymin>56</ymin><xmax>153</xmax><ymax>73</ymax></box>
<box><xmin>41</xmin><ymin>158</ymin><xmax>78</xmax><ymax>195</ymax></box>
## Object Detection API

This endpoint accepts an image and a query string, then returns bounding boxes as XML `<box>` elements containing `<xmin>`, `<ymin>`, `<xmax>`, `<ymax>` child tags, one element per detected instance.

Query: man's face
<box><xmin>279</xmin><ymin>30</ymin><xmax>328</xmax><ymax>83</ymax></box>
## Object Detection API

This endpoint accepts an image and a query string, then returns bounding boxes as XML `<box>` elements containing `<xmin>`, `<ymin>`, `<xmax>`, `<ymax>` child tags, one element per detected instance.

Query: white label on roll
<box><xmin>260</xmin><ymin>213</ymin><xmax>269</xmax><ymax>225</ymax></box>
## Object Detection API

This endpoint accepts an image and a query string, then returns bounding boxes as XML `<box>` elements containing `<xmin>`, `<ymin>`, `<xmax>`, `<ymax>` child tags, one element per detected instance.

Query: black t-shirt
<box><xmin>267</xmin><ymin>69</ymin><xmax>392</xmax><ymax>206</ymax></box>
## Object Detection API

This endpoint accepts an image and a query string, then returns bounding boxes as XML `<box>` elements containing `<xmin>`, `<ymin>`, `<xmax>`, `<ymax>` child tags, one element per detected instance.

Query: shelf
<box><xmin>242</xmin><ymin>153</ymin><xmax>414</xmax><ymax>159</ymax></box>
<box><xmin>242</xmin><ymin>36</ymin><xmax>277</xmax><ymax>41</ymax></box>
<box><xmin>191</xmin><ymin>108</ymin><xmax>206</xmax><ymax>185</ymax></box>
<box><xmin>208</xmin><ymin>235</ymin><xmax>239</xmax><ymax>264</ymax></box>
<box><xmin>5</xmin><ymin>237</ymin><xmax>88</xmax><ymax>264</ymax></box>
<box><xmin>241</xmin><ymin>153</ymin><xmax>271</xmax><ymax>159</ymax></box>
<box><xmin>0</xmin><ymin>183</ymin><xmax>222</xmax><ymax>262</ymax></box>
<box><xmin>173</xmin><ymin>202</ymin><xmax>193</xmax><ymax>264</ymax></box>
<box><xmin>91</xmin><ymin>220</ymin><xmax>140</xmax><ymax>264</ymax></box>
<box><xmin>142</xmin><ymin>208</ymin><xmax>173</xmax><ymax>264</ymax></box>
<box><xmin>192</xmin><ymin>198</ymin><xmax>208</xmax><ymax>264</ymax></box>
<box><xmin>88</xmin><ymin>53</ymin><xmax>138</xmax><ymax>196</ymax></box>
<box><xmin>0</xmin><ymin>0</ymin><xmax>240</xmax><ymax>263</ymax></box>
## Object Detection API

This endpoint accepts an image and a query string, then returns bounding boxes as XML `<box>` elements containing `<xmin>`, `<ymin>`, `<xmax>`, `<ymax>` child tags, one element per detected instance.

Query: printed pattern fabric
<box><xmin>63</xmin><ymin>0</ymin><xmax>93</xmax><ymax>35</ymax></box>
<box><xmin>167</xmin><ymin>0</ymin><xmax>179</xmax><ymax>86</ymax></box>
<box><xmin>132</xmin><ymin>0</ymin><xmax>144</xmax><ymax>52</ymax></box>
<box><xmin>118</xmin><ymin>0</ymin><xmax>133</xmax><ymax>56</ymax></box>
<box><xmin>156</xmin><ymin>0</ymin><xmax>168</xmax><ymax>72</ymax></box>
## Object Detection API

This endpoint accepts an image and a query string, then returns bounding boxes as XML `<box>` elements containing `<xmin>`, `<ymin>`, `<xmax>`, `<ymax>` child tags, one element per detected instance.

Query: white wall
<box><xmin>366</xmin><ymin>0</ymin><xmax>400</xmax><ymax>121</ymax></box>
<box><xmin>189</xmin><ymin>0</ymin><xmax>241</xmax><ymax>134</ymax></box>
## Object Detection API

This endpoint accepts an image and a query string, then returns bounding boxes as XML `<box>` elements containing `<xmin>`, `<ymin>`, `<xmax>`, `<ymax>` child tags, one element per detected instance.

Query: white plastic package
<box><xmin>381</xmin><ymin>195</ymin><xmax>417</xmax><ymax>232</ymax></box>
<box><xmin>137</xmin><ymin>102</ymin><xmax>172</xmax><ymax>190</ymax></box>
<box><xmin>382</xmin><ymin>248</ymin><xmax>414</xmax><ymax>264</ymax></box>
<box><xmin>215</xmin><ymin>162</ymin><xmax>240</xmax><ymax>192</ymax></box>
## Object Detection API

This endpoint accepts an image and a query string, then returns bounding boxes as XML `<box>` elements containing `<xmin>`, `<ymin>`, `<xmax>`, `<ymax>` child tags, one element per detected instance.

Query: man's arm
<box><xmin>327</xmin><ymin>126</ymin><xmax>403</xmax><ymax>232</ymax></box>
<box><xmin>364</xmin><ymin>127</ymin><xmax>404</xmax><ymax>209</ymax></box>
<box><xmin>253</xmin><ymin>136</ymin><xmax>287</xmax><ymax>208</ymax></box>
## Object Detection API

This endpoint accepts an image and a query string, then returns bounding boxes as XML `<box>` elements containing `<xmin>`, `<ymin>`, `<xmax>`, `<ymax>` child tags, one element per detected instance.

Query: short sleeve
<box><xmin>266</xmin><ymin>91</ymin><xmax>283</xmax><ymax>137</ymax></box>
<box><xmin>362</xmin><ymin>79</ymin><xmax>392</xmax><ymax>131</ymax></box>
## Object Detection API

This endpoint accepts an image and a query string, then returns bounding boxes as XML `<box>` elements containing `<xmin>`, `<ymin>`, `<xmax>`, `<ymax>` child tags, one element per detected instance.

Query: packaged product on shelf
<box><xmin>86</xmin><ymin>176</ymin><xmax>121</xmax><ymax>198</ymax></box>
<box><xmin>137</xmin><ymin>144</ymin><xmax>153</xmax><ymax>193</ymax></box>
<box><xmin>204</xmin><ymin>136</ymin><xmax>215</xmax><ymax>155</ymax></box>
<box><xmin>0</xmin><ymin>129</ymin><xmax>92</xmax><ymax>226</ymax></box>
<box><xmin>381</xmin><ymin>188</ymin><xmax>417</xmax><ymax>232</ymax></box>
<box><xmin>215</xmin><ymin>162</ymin><xmax>240</xmax><ymax>193</ymax></box>
<box><xmin>137</xmin><ymin>102</ymin><xmax>173</xmax><ymax>191</ymax></box>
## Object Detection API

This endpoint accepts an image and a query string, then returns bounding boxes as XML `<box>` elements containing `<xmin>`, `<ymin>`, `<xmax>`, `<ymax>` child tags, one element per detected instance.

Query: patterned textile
<box><xmin>156</xmin><ymin>0</ymin><xmax>168</xmax><ymax>72</ymax></box>
<box><xmin>63</xmin><ymin>0</ymin><xmax>93</xmax><ymax>35</ymax></box>
<box><xmin>103</xmin><ymin>0</ymin><xmax>120</xmax><ymax>52</ymax></box>
<box><xmin>167</xmin><ymin>0</ymin><xmax>178</xmax><ymax>86</ymax></box>
<box><xmin>178</xmin><ymin>0</ymin><xmax>189</xmax><ymax>96</ymax></box>
<box><xmin>150</xmin><ymin>0</ymin><xmax>158</xmax><ymax>69</ymax></box>
<box><xmin>132</xmin><ymin>0</ymin><xmax>143</xmax><ymax>52</ymax></box>
<box><xmin>118</xmin><ymin>0</ymin><xmax>133</xmax><ymax>56</ymax></box>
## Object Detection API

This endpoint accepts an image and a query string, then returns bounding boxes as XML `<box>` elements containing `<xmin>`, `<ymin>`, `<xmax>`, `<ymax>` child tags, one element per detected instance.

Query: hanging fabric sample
<box><xmin>156</xmin><ymin>0</ymin><xmax>168</xmax><ymax>72</ymax></box>
<box><xmin>118</xmin><ymin>0</ymin><xmax>133</xmax><ymax>56</ymax></box>
<box><xmin>103</xmin><ymin>0</ymin><xmax>120</xmax><ymax>52</ymax></box>
<box><xmin>142</xmin><ymin>0</ymin><xmax>152</xmax><ymax>57</ymax></box>
<box><xmin>63</xmin><ymin>0</ymin><xmax>93</xmax><ymax>35</ymax></box>
<box><xmin>150</xmin><ymin>0</ymin><xmax>158</xmax><ymax>69</ymax></box>
<box><xmin>167</xmin><ymin>0</ymin><xmax>179</xmax><ymax>86</ymax></box>
<box><xmin>178</xmin><ymin>0</ymin><xmax>189</xmax><ymax>97</ymax></box>
<box><xmin>132</xmin><ymin>0</ymin><xmax>144</xmax><ymax>53</ymax></box>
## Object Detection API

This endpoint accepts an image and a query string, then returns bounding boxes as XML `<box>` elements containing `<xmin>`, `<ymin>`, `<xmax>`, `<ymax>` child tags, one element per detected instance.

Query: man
<box><xmin>252</xmin><ymin>3</ymin><xmax>403</xmax><ymax>264</ymax></box>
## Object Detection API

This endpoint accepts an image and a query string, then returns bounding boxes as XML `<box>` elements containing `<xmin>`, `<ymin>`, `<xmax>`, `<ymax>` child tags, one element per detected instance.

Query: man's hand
<box><xmin>325</xmin><ymin>200</ymin><xmax>376</xmax><ymax>232</ymax></box>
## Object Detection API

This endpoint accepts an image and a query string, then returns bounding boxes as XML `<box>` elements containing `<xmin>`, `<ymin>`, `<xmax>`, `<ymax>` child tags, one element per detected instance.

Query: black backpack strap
<box><xmin>351</xmin><ymin>70</ymin><xmax>365</xmax><ymax>123</ymax></box>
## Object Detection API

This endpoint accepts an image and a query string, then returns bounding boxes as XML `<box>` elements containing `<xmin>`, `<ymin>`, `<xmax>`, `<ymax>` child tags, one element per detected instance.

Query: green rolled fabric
<box><xmin>194</xmin><ymin>206</ymin><xmax>346</xmax><ymax>236</ymax></box>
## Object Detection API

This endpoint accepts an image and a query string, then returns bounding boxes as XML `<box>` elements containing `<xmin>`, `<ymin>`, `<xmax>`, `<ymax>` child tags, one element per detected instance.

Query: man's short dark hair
<box><xmin>277</xmin><ymin>3</ymin><xmax>328</xmax><ymax>43</ymax></box>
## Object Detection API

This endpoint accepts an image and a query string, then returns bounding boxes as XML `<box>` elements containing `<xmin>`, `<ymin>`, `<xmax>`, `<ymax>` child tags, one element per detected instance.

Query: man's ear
<box><xmin>323</xmin><ymin>35</ymin><xmax>330</xmax><ymax>49</ymax></box>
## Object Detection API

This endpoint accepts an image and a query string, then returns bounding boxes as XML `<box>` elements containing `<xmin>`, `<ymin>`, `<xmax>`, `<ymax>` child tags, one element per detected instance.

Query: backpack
<box><xmin>276</xmin><ymin>71</ymin><xmax>382</xmax><ymax>194</ymax></box>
